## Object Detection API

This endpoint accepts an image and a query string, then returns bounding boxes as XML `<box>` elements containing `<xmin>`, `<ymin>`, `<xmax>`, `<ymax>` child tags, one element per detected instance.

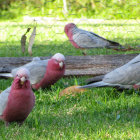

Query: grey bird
<box><xmin>64</xmin><ymin>23</ymin><xmax>124</xmax><ymax>50</ymax></box>
<box><xmin>0</xmin><ymin>57</ymin><xmax>48</xmax><ymax>84</ymax></box>
<box><xmin>78</xmin><ymin>54</ymin><xmax>140</xmax><ymax>89</ymax></box>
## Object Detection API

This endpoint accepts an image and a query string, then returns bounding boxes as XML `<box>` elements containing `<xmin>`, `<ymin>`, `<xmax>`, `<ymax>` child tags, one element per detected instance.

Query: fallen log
<box><xmin>0</xmin><ymin>54</ymin><xmax>138</xmax><ymax>77</ymax></box>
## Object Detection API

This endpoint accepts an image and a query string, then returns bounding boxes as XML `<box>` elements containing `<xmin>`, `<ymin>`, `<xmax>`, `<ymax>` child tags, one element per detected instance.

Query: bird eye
<box><xmin>16</xmin><ymin>74</ymin><xmax>20</xmax><ymax>78</ymax></box>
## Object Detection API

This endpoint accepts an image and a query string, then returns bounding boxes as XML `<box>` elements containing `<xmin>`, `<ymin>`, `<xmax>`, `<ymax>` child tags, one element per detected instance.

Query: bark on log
<box><xmin>0</xmin><ymin>54</ymin><xmax>138</xmax><ymax>77</ymax></box>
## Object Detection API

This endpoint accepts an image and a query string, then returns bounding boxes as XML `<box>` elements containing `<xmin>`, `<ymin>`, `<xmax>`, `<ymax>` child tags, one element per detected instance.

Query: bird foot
<box><xmin>5</xmin><ymin>122</ymin><xmax>9</xmax><ymax>127</ymax></box>
<box><xmin>18</xmin><ymin>121</ymin><xmax>24</xmax><ymax>126</ymax></box>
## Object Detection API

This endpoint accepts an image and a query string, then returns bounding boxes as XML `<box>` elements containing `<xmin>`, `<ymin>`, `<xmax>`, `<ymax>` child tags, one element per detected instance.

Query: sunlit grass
<box><xmin>0</xmin><ymin>77</ymin><xmax>140</xmax><ymax>139</ymax></box>
<box><xmin>0</xmin><ymin>19</ymin><xmax>140</xmax><ymax>57</ymax></box>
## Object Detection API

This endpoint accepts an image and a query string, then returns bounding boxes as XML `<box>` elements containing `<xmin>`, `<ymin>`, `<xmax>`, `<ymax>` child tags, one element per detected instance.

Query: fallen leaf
<box><xmin>28</xmin><ymin>27</ymin><xmax>36</xmax><ymax>56</ymax></box>
<box><xmin>21</xmin><ymin>34</ymin><xmax>26</xmax><ymax>53</ymax></box>
<box><xmin>59</xmin><ymin>85</ymin><xmax>87</xmax><ymax>97</ymax></box>
<box><xmin>20</xmin><ymin>28</ymin><xmax>31</xmax><ymax>53</ymax></box>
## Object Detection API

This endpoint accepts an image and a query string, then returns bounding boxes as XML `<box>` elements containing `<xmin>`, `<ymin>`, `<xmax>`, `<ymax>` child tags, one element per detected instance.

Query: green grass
<box><xmin>0</xmin><ymin>78</ymin><xmax>140</xmax><ymax>139</ymax></box>
<box><xmin>0</xmin><ymin>20</ymin><xmax>140</xmax><ymax>139</ymax></box>
<box><xmin>0</xmin><ymin>19</ymin><xmax>140</xmax><ymax>57</ymax></box>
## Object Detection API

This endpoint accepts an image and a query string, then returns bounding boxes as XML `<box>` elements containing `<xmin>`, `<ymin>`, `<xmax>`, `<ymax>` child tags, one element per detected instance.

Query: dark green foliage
<box><xmin>0</xmin><ymin>0</ymin><xmax>139</xmax><ymax>20</ymax></box>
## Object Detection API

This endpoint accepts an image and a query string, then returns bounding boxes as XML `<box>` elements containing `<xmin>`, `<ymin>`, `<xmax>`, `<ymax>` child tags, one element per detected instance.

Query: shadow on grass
<box><xmin>0</xmin><ymin>37</ymin><xmax>140</xmax><ymax>57</ymax></box>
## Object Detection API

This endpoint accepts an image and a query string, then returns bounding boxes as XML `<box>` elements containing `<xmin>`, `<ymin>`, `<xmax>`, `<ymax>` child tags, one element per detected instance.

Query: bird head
<box><xmin>16</xmin><ymin>68</ymin><xmax>30</xmax><ymax>85</ymax></box>
<box><xmin>64</xmin><ymin>23</ymin><xmax>77</xmax><ymax>35</ymax></box>
<box><xmin>50</xmin><ymin>53</ymin><xmax>65</xmax><ymax>70</ymax></box>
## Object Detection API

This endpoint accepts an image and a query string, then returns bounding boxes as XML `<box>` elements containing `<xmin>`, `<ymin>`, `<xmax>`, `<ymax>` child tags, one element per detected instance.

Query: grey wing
<box><xmin>0</xmin><ymin>86</ymin><xmax>11</xmax><ymax>115</ymax></box>
<box><xmin>73</xmin><ymin>29</ymin><xmax>109</xmax><ymax>48</ymax></box>
<box><xmin>127</xmin><ymin>54</ymin><xmax>140</xmax><ymax>65</ymax></box>
<box><xmin>29</xmin><ymin>60</ymin><xmax>48</xmax><ymax>84</ymax></box>
<box><xmin>89</xmin><ymin>31</ymin><xmax>121</xmax><ymax>47</ymax></box>
<box><xmin>12</xmin><ymin>60</ymin><xmax>48</xmax><ymax>84</ymax></box>
<box><xmin>11</xmin><ymin>57</ymin><xmax>42</xmax><ymax>77</ymax></box>
<box><xmin>104</xmin><ymin>61</ymin><xmax>140</xmax><ymax>86</ymax></box>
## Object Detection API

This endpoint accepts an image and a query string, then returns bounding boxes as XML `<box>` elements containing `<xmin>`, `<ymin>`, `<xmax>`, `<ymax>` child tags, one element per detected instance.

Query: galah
<box><xmin>0</xmin><ymin>53</ymin><xmax>65</xmax><ymax>90</ymax></box>
<box><xmin>78</xmin><ymin>54</ymin><xmax>140</xmax><ymax>90</ymax></box>
<box><xmin>64</xmin><ymin>23</ymin><xmax>124</xmax><ymax>50</ymax></box>
<box><xmin>0</xmin><ymin>68</ymin><xmax>35</xmax><ymax>126</ymax></box>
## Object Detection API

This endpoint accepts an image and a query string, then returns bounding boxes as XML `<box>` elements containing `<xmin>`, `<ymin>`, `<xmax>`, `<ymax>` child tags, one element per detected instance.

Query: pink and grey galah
<box><xmin>0</xmin><ymin>68</ymin><xmax>35</xmax><ymax>126</ymax></box>
<box><xmin>78</xmin><ymin>54</ymin><xmax>140</xmax><ymax>90</ymax></box>
<box><xmin>0</xmin><ymin>53</ymin><xmax>65</xmax><ymax>90</ymax></box>
<box><xmin>64</xmin><ymin>23</ymin><xmax>124</xmax><ymax>50</ymax></box>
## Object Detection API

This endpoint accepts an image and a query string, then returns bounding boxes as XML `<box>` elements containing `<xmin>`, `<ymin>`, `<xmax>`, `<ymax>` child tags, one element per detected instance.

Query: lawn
<box><xmin>0</xmin><ymin>19</ymin><xmax>140</xmax><ymax>139</ymax></box>
<box><xmin>0</xmin><ymin>19</ymin><xmax>140</xmax><ymax>57</ymax></box>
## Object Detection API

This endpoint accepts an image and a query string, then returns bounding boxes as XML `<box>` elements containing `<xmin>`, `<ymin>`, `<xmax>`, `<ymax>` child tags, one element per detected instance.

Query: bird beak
<box><xmin>59</xmin><ymin>61</ymin><xmax>63</xmax><ymax>69</ymax></box>
<box><xmin>20</xmin><ymin>77</ymin><xmax>26</xmax><ymax>85</ymax></box>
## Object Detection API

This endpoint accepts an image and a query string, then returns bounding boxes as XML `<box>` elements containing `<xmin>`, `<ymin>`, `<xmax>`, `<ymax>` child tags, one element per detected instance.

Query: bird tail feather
<box><xmin>107</xmin><ymin>40</ymin><xmax>125</xmax><ymax>49</ymax></box>
<box><xmin>85</xmin><ymin>75</ymin><xmax>105</xmax><ymax>84</ymax></box>
<box><xmin>78</xmin><ymin>81</ymin><xmax>111</xmax><ymax>89</ymax></box>
<box><xmin>0</xmin><ymin>73</ymin><xmax>13</xmax><ymax>79</ymax></box>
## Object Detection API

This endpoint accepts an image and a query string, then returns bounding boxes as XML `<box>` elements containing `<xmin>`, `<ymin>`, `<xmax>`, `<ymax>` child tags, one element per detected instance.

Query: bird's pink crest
<box><xmin>52</xmin><ymin>53</ymin><xmax>65</xmax><ymax>61</ymax></box>
<box><xmin>16</xmin><ymin>68</ymin><xmax>30</xmax><ymax>79</ymax></box>
<box><xmin>64</xmin><ymin>23</ymin><xmax>77</xmax><ymax>34</ymax></box>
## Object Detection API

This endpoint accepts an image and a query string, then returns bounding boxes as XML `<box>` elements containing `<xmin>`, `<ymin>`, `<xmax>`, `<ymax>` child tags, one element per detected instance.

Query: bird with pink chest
<box><xmin>64</xmin><ymin>23</ymin><xmax>124</xmax><ymax>55</ymax></box>
<box><xmin>0</xmin><ymin>68</ymin><xmax>35</xmax><ymax>126</ymax></box>
<box><xmin>0</xmin><ymin>53</ymin><xmax>66</xmax><ymax>90</ymax></box>
<box><xmin>32</xmin><ymin>53</ymin><xmax>66</xmax><ymax>90</ymax></box>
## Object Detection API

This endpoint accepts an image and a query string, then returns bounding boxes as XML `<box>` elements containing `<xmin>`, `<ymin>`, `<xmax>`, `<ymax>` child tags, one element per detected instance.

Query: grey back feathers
<box><xmin>72</xmin><ymin>28</ymin><xmax>122</xmax><ymax>49</ymax></box>
<box><xmin>103</xmin><ymin>54</ymin><xmax>140</xmax><ymax>86</ymax></box>
<box><xmin>12</xmin><ymin>58</ymin><xmax>48</xmax><ymax>84</ymax></box>
<box><xmin>0</xmin><ymin>87</ymin><xmax>11</xmax><ymax>115</ymax></box>
<box><xmin>79</xmin><ymin>54</ymin><xmax>140</xmax><ymax>89</ymax></box>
